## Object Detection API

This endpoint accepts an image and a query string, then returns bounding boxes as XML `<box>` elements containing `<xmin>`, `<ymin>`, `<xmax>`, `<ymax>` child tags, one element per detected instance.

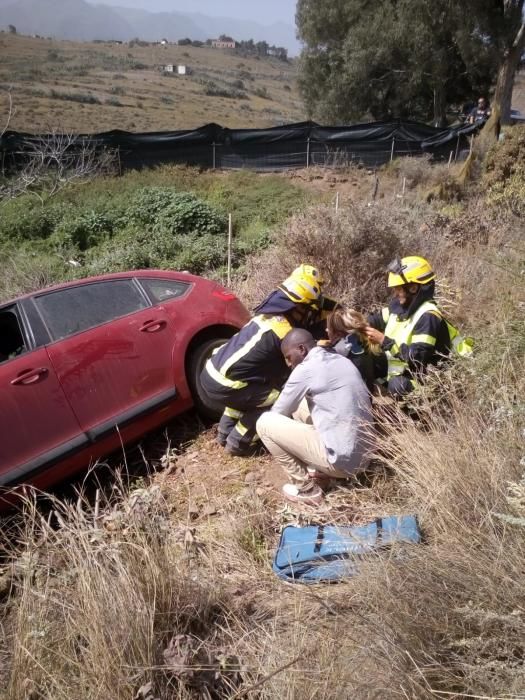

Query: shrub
<box><xmin>126</xmin><ymin>188</ymin><xmax>227</xmax><ymax>236</ymax></box>
<box><xmin>234</xmin><ymin>202</ymin><xmax>405</xmax><ymax>309</ymax></box>
<box><xmin>49</xmin><ymin>90</ymin><xmax>101</xmax><ymax>105</ymax></box>
<box><xmin>484</xmin><ymin>125</ymin><xmax>525</xmax><ymax>217</ymax></box>
<box><xmin>200</xmin><ymin>80</ymin><xmax>246</xmax><ymax>99</ymax></box>
<box><xmin>253</xmin><ymin>86</ymin><xmax>269</xmax><ymax>99</ymax></box>
<box><xmin>49</xmin><ymin>210</ymin><xmax>114</xmax><ymax>251</ymax></box>
<box><xmin>105</xmin><ymin>97</ymin><xmax>122</xmax><ymax>107</ymax></box>
<box><xmin>0</xmin><ymin>199</ymin><xmax>73</xmax><ymax>242</ymax></box>
<box><xmin>110</xmin><ymin>85</ymin><xmax>125</xmax><ymax>96</ymax></box>
<box><xmin>0</xmin><ymin>246</ymin><xmax>68</xmax><ymax>302</ymax></box>
<box><xmin>387</xmin><ymin>155</ymin><xmax>451</xmax><ymax>189</ymax></box>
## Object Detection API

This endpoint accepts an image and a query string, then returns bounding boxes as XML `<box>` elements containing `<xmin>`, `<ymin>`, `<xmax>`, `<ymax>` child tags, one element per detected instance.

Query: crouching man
<box><xmin>256</xmin><ymin>329</ymin><xmax>374</xmax><ymax>506</ymax></box>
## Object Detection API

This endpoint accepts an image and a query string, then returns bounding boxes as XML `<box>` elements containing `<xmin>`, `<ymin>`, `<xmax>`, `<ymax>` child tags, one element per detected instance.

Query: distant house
<box><xmin>161</xmin><ymin>64</ymin><xmax>189</xmax><ymax>76</ymax></box>
<box><xmin>160</xmin><ymin>38</ymin><xmax>168</xmax><ymax>46</ymax></box>
<box><xmin>211</xmin><ymin>40</ymin><xmax>236</xmax><ymax>49</ymax></box>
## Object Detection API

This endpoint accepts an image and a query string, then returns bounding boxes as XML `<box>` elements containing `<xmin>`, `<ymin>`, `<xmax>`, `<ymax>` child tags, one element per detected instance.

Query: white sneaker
<box><xmin>282</xmin><ymin>482</ymin><xmax>324</xmax><ymax>505</ymax></box>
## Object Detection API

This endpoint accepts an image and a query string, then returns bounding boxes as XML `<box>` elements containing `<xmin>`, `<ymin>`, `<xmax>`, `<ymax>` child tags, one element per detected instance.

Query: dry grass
<box><xmin>232</xmin><ymin>195</ymin><xmax>516</xmax><ymax>322</ymax></box>
<box><xmin>0</xmin><ymin>34</ymin><xmax>302</xmax><ymax>133</ymax></box>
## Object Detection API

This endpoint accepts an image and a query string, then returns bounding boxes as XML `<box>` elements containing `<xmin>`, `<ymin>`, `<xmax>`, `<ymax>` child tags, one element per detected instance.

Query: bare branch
<box><xmin>1</xmin><ymin>125</ymin><xmax>117</xmax><ymax>203</ymax></box>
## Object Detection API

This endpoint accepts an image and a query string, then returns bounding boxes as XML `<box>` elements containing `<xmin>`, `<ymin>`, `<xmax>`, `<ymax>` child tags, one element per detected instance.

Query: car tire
<box><xmin>188</xmin><ymin>337</ymin><xmax>229</xmax><ymax>420</ymax></box>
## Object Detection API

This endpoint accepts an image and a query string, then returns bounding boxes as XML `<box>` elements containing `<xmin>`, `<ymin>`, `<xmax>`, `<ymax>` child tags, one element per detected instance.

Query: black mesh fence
<box><xmin>0</xmin><ymin>119</ymin><xmax>480</xmax><ymax>175</ymax></box>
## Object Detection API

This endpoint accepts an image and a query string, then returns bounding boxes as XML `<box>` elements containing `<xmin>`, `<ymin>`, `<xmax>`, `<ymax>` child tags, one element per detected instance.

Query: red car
<box><xmin>0</xmin><ymin>270</ymin><xmax>250</xmax><ymax>498</ymax></box>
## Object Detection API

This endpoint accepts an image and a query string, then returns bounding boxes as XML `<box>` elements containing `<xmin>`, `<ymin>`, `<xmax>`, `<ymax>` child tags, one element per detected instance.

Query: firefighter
<box><xmin>365</xmin><ymin>256</ymin><xmax>471</xmax><ymax>398</ymax></box>
<box><xmin>200</xmin><ymin>264</ymin><xmax>337</xmax><ymax>456</ymax></box>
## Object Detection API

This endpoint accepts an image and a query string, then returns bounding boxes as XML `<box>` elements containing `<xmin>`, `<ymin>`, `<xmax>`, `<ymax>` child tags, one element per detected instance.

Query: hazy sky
<box><xmin>100</xmin><ymin>0</ymin><xmax>298</xmax><ymax>26</ymax></box>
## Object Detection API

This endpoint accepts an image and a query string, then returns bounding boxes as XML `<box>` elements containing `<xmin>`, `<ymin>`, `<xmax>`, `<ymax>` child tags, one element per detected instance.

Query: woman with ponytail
<box><xmin>326</xmin><ymin>308</ymin><xmax>387</xmax><ymax>392</ymax></box>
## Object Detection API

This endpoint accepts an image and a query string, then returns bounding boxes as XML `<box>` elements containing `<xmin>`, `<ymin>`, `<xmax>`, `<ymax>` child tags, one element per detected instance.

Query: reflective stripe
<box><xmin>266</xmin><ymin>314</ymin><xmax>292</xmax><ymax>340</ymax></box>
<box><xmin>384</xmin><ymin>301</ymin><xmax>441</xmax><ymax>379</ymax></box>
<box><xmin>382</xmin><ymin>307</ymin><xmax>389</xmax><ymax>324</ymax></box>
<box><xmin>219</xmin><ymin>317</ymin><xmax>268</xmax><ymax>375</ymax></box>
<box><xmin>236</xmin><ymin>421</ymin><xmax>249</xmax><ymax>437</ymax></box>
<box><xmin>388</xmin><ymin>358</ymin><xmax>406</xmax><ymax>376</ymax></box>
<box><xmin>257</xmin><ymin>387</ymin><xmax>280</xmax><ymax>408</ymax></box>
<box><xmin>224</xmin><ymin>406</ymin><xmax>242</xmax><ymax>419</ymax></box>
<box><xmin>412</xmin><ymin>334</ymin><xmax>436</xmax><ymax>346</ymax></box>
<box><xmin>205</xmin><ymin>358</ymin><xmax>248</xmax><ymax>389</ymax></box>
<box><xmin>446</xmin><ymin>320</ymin><xmax>474</xmax><ymax>357</ymax></box>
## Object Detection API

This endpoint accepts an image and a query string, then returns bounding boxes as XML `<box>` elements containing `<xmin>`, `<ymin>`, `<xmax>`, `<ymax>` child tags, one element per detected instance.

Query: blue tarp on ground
<box><xmin>272</xmin><ymin>515</ymin><xmax>421</xmax><ymax>583</ymax></box>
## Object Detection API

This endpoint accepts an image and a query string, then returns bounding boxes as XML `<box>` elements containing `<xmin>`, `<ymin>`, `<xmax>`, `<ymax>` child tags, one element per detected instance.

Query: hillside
<box><xmin>0</xmin><ymin>33</ymin><xmax>303</xmax><ymax>133</ymax></box>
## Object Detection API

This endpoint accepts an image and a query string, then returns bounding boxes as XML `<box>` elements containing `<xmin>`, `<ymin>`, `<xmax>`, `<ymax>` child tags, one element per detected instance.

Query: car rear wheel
<box><xmin>188</xmin><ymin>337</ymin><xmax>229</xmax><ymax>420</ymax></box>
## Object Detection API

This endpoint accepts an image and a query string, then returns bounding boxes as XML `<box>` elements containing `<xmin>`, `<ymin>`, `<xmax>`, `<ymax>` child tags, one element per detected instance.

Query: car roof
<box><xmin>2</xmin><ymin>269</ymin><xmax>211</xmax><ymax>307</ymax></box>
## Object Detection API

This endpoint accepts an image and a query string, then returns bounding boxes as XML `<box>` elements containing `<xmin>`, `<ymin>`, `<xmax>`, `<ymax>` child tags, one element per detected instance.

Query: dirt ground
<box><xmin>142</xmin><ymin>417</ymin><xmax>402</xmax><ymax>542</ymax></box>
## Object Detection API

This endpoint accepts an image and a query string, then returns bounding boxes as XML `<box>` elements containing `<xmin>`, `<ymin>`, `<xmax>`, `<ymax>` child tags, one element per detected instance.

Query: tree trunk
<box><xmin>433</xmin><ymin>85</ymin><xmax>447</xmax><ymax>128</ymax></box>
<box><xmin>494</xmin><ymin>20</ymin><xmax>525</xmax><ymax>124</ymax></box>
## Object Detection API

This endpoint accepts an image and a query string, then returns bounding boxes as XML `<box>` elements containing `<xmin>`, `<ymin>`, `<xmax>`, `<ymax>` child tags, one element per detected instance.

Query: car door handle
<box><xmin>139</xmin><ymin>319</ymin><xmax>167</xmax><ymax>333</ymax></box>
<box><xmin>11</xmin><ymin>367</ymin><xmax>49</xmax><ymax>386</ymax></box>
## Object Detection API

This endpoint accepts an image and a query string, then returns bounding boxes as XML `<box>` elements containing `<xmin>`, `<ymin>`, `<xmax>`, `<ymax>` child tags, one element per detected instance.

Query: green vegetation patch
<box><xmin>0</xmin><ymin>166</ymin><xmax>313</xmax><ymax>300</ymax></box>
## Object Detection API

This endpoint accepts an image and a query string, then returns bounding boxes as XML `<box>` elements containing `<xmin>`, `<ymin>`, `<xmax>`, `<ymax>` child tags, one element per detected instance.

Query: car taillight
<box><xmin>212</xmin><ymin>289</ymin><xmax>238</xmax><ymax>301</ymax></box>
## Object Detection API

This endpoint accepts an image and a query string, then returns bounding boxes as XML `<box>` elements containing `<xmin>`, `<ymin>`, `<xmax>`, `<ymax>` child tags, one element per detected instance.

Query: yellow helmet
<box><xmin>279</xmin><ymin>264</ymin><xmax>324</xmax><ymax>305</ymax></box>
<box><xmin>387</xmin><ymin>256</ymin><xmax>435</xmax><ymax>287</ymax></box>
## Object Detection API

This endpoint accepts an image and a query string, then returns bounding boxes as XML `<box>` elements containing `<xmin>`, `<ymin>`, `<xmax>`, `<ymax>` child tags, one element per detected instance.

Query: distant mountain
<box><xmin>0</xmin><ymin>0</ymin><xmax>300</xmax><ymax>53</ymax></box>
<box><xmin>0</xmin><ymin>0</ymin><xmax>135</xmax><ymax>41</ymax></box>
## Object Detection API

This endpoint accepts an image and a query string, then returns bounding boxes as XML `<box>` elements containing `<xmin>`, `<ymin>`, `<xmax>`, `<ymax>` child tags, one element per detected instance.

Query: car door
<box><xmin>0</xmin><ymin>303</ymin><xmax>84</xmax><ymax>486</ymax></box>
<box><xmin>33</xmin><ymin>278</ymin><xmax>178</xmax><ymax>441</ymax></box>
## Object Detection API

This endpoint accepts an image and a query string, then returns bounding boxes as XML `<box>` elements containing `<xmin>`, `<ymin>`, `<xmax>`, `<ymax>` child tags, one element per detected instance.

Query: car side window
<box><xmin>0</xmin><ymin>306</ymin><xmax>27</xmax><ymax>363</ymax></box>
<box><xmin>140</xmin><ymin>278</ymin><xmax>190</xmax><ymax>304</ymax></box>
<box><xmin>35</xmin><ymin>280</ymin><xmax>149</xmax><ymax>341</ymax></box>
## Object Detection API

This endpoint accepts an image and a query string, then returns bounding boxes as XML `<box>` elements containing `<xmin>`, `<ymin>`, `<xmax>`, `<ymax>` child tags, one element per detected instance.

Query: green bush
<box><xmin>126</xmin><ymin>188</ymin><xmax>227</xmax><ymax>236</ymax></box>
<box><xmin>85</xmin><ymin>227</ymin><xmax>229</xmax><ymax>276</ymax></box>
<box><xmin>0</xmin><ymin>199</ymin><xmax>73</xmax><ymax>241</ymax></box>
<box><xmin>49</xmin><ymin>210</ymin><xmax>114</xmax><ymax>251</ymax></box>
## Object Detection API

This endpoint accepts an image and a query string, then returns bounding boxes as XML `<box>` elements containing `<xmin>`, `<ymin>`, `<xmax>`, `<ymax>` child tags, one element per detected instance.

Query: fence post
<box><xmin>116</xmin><ymin>146</ymin><xmax>122</xmax><ymax>176</ymax></box>
<box><xmin>390</xmin><ymin>136</ymin><xmax>395</xmax><ymax>162</ymax></box>
<box><xmin>227</xmin><ymin>213</ymin><xmax>232</xmax><ymax>287</ymax></box>
<box><xmin>454</xmin><ymin>135</ymin><xmax>460</xmax><ymax>162</ymax></box>
<box><xmin>335</xmin><ymin>191</ymin><xmax>339</xmax><ymax>213</ymax></box>
<box><xmin>447</xmin><ymin>151</ymin><xmax>453</xmax><ymax>168</ymax></box>
<box><xmin>306</xmin><ymin>137</ymin><xmax>310</xmax><ymax>168</ymax></box>
<box><xmin>212</xmin><ymin>142</ymin><xmax>216</xmax><ymax>169</ymax></box>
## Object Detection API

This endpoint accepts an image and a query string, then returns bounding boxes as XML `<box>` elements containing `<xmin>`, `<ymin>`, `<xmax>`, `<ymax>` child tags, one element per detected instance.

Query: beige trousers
<box><xmin>256</xmin><ymin>401</ymin><xmax>351</xmax><ymax>484</ymax></box>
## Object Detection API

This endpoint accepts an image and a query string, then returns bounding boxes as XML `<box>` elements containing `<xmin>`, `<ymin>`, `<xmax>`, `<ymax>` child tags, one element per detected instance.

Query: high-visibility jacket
<box><xmin>382</xmin><ymin>300</ymin><xmax>447</xmax><ymax>379</ymax></box>
<box><xmin>378</xmin><ymin>300</ymin><xmax>472</xmax><ymax>380</ymax></box>
<box><xmin>205</xmin><ymin>313</ymin><xmax>292</xmax><ymax>392</ymax></box>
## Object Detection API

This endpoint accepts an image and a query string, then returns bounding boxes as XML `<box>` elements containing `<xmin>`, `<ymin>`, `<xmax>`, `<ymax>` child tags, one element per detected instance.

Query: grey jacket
<box><xmin>271</xmin><ymin>346</ymin><xmax>374</xmax><ymax>472</ymax></box>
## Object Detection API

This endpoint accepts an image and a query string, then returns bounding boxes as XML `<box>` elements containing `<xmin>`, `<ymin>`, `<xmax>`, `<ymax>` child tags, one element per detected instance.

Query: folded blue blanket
<box><xmin>272</xmin><ymin>516</ymin><xmax>421</xmax><ymax>583</ymax></box>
